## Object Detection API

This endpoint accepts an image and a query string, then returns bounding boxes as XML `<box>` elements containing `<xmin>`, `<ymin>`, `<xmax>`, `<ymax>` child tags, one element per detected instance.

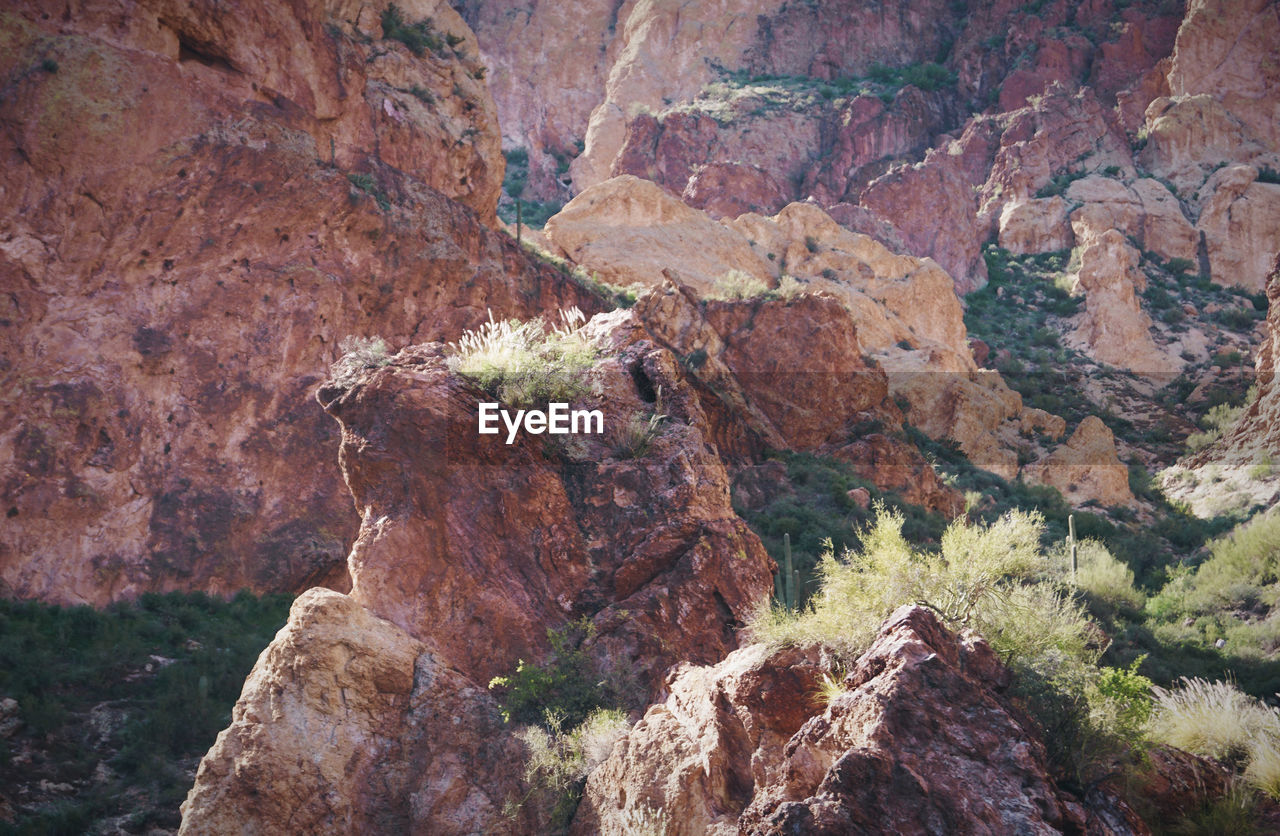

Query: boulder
<box><xmin>179</xmin><ymin>589</ymin><xmax>533</xmax><ymax>835</ymax></box>
<box><xmin>1023</xmin><ymin>416</ymin><xmax>1136</xmax><ymax>508</ymax></box>
<box><xmin>683</xmin><ymin>163</ymin><xmax>791</xmax><ymax>220</ymax></box>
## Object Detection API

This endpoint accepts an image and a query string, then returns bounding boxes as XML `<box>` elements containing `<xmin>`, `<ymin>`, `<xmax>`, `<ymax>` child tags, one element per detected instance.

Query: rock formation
<box><xmin>0</xmin><ymin>0</ymin><xmax>600</xmax><ymax>605</ymax></box>
<box><xmin>179</xmin><ymin>588</ymin><xmax>534</xmax><ymax>834</ymax></box>
<box><xmin>1024</xmin><ymin>416</ymin><xmax>1137</xmax><ymax>508</ymax></box>
<box><xmin>1068</xmin><ymin>230</ymin><xmax>1177</xmax><ymax>376</ymax></box>
<box><xmin>546</xmin><ymin>175</ymin><xmax>1049</xmax><ymax>480</ymax></box>
<box><xmin>1193</xmin><ymin>254</ymin><xmax>1280</xmax><ymax>467</ymax></box>
<box><xmin>180</xmin><ymin>308</ymin><xmax>776</xmax><ymax>831</ymax></box>
<box><xmin>573</xmin><ymin>605</ymin><xmax>1143</xmax><ymax>835</ymax></box>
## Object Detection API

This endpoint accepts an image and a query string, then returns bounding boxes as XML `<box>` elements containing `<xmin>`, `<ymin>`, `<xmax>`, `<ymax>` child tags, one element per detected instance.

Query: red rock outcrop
<box><xmin>630</xmin><ymin>279</ymin><xmax>964</xmax><ymax>515</ymax></box>
<box><xmin>682</xmin><ymin>163</ymin><xmax>790</xmax><ymax>220</ymax></box>
<box><xmin>0</xmin><ymin>0</ymin><xmax>600</xmax><ymax>605</ymax></box>
<box><xmin>316</xmin><ymin>330</ymin><xmax>773</xmax><ymax>690</ymax></box>
<box><xmin>573</xmin><ymin>605</ymin><xmax>1143</xmax><ymax>835</ymax></box>
<box><xmin>182</xmin><ymin>309</ymin><xmax>775</xmax><ymax>831</ymax></box>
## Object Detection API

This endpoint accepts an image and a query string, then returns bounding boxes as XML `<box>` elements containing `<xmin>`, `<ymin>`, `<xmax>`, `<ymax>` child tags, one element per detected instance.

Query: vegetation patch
<box><xmin>327</xmin><ymin>335</ymin><xmax>392</xmax><ymax>388</ymax></box>
<box><xmin>750</xmin><ymin>508</ymin><xmax>1153</xmax><ymax>791</ymax></box>
<box><xmin>0</xmin><ymin>592</ymin><xmax>294</xmax><ymax>833</ymax></box>
<box><xmin>380</xmin><ymin>4</ymin><xmax>442</xmax><ymax>56</ymax></box>
<box><xmin>448</xmin><ymin>308</ymin><xmax>599</xmax><ymax>407</ymax></box>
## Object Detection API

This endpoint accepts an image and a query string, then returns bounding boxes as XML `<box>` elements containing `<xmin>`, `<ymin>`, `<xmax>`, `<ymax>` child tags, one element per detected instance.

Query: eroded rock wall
<box><xmin>0</xmin><ymin>0</ymin><xmax>600</xmax><ymax>605</ymax></box>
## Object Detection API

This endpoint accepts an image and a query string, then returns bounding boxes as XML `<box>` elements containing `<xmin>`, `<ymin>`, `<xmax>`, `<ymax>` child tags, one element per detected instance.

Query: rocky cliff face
<box><xmin>0</xmin><ymin>0</ymin><xmax>602</xmax><ymax>605</ymax></box>
<box><xmin>180</xmin><ymin>307</ymin><xmax>776</xmax><ymax>832</ymax></box>
<box><xmin>573</xmin><ymin>605</ymin><xmax>1143</xmax><ymax>835</ymax></box>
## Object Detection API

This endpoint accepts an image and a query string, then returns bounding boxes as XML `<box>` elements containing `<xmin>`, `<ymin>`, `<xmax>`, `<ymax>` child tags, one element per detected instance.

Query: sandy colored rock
<box><xmin>1197</xmin><ymin>165</ymin><xmax>1280</xmax><ymax>290</ymax></box>
<box><xmin>545</xmin><ymin>176</ymin><xmax>774</xmax><ymax>292</ymax></box>
<box><xmin>0</xmin><ymin>0</ymin><xmax>598</xmax><ymax>606</ymax></box>
<box><xmin>575</xmin><ymin>606</ymin><xmax>1143</xmax><ymax>835</ymax></box>
<box><xmin>569</xmin><ymin>0</ymin><xmax>964</xmax><ymax>195</ymax></box>
<box><xmin>1065</xmin><ymin>176</ymin><xmax>1196</xmax><ymax>263</ymax></box>
<box><xmin>1024</xmin><ymin>416</ymin><xmax>1136</xmax><ymax>508</ymax></box>
<box><xmin>1068</xmin><ymin>230</ymin><xmax>1177</xmax><ymax>375</ymax></box>
<box><xmin>179</xmin><ymin>589</ymin><xmax>532</xmax><ymax>835</ymax></box>
<box><xmin>998</xmin><ymin>196</ymin><xmax>1073</xmax><ymax>255</ymax></box>
<box><xmin>1131</xmin><ymin>177</ymin><xmax>1198</xmax><ymax>264</ymax></box>
<box><xmin>1139</xmin><ymin>95</ymin><xmax>1262</xmax><ymax>192</ymax></box>
<box><xmin>547</xmin><ymin>176</ymin><xmax>1049</xmax><ymax>482</ymax></box>
<box><xmin>1165</xmin><ymin>0</ymin><xmax>1280</xmax><ymax>153</ymax></box>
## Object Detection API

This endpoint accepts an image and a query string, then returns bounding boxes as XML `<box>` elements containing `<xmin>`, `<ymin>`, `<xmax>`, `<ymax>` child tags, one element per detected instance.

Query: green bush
<box><xmin>488</xmin><ymin>619</ymin><xmax>610</xmax><ymax>730</ymax></box>
<box><xmin>512</xmin><ymin>708</ymin><xmax>631</xmax><ymax>833</ymax></box>
<box><xmin>707</xmin><ymin>269</ymin><xmax>771</xmax><ymax>301</ymax></box>
<box><xmin>380</xmin><ymin>4</ymin><xmax>442</xmax><ymax>56</ymax></box>
<box><xmin>751</xmin><ymin>507</ymin><xmax>1153</xmax><ymax>788</ymax></box>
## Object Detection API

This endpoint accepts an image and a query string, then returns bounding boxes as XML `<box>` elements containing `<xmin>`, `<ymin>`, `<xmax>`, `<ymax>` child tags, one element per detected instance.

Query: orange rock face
<box><xmin>574</xmin><ymin>606</ymin><xmax>1144</xmax><ymax>835</ymax></box>
<box><xmin>0</xmin><ymin>0</ymin><xmax>599</xmax><ymax>605</ymax></box>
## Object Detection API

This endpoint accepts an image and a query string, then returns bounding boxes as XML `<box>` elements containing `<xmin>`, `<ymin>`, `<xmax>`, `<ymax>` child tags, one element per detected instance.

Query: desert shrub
<box><xmin>380</xmin><ymin>4</ymin><xmax>442</xmax><ymax>56</ymax></box>
<box><xmin>448</xmin><ymin>307</ymin><xmax>597</xmax><ymax>406</ymax></box>
<box><xmin>751</xmin><ymin>507</ymin><xmax>1047</xmax><ymax>658</ymax></box>
<box><xmin>328</xmin><ymin>335</ymin><xmax>392</xmax><ymax>387</ymax></box>
<box><xmin>346</xmin><ymin>172</ymin><xmax>391</xmax><ymax>211</ymax></box>
<box><xmin>1148</xmin><ymin>677</ymin><xmax>1280</xmax><ymax>788</ymax></box>
<box><xmin>1036</xmin><ymin>171</ymin><xmax>1087</xmax><ymax>198</ymax></box>
<box><xmin>514</xmin><ymin>707</ymin><xmax>631</xmax><ymax>833</ymax></box>
<box><xmin>503</xmin><ymin>147</ymin><xmax>529</xmax><ymax>198</ymax></box>
<box><xmin>613</xmin><ymin>388</ymin><xmax>668</xmax><ymax>459</ymax></box>
<box><xmin>1047</xmin><ymin>539</ymin><xmax>1145</xmax><ymax>613</ymax></box>
<box><xmin>708</xmin><ymin>269</ymin><xmax>770</xmax><ymax>301</ymax></box>
<box><xmin>1257</xmin><ymin>166</ymin><xmax>1280</xmax><ymax>185</ymax></box>
<box><xmin>487</xmin><ymin>618</ymin><xmax>634</xmax><ymax>733</ymax></box>
<box><xmin>774</xmin><ymin>273</ymin><xmax>805</xmax><ymax>300</ymax></box>
<box><xmin>1179</xmin><ymin>511</ymin><xmax>1280</xmax><ymax>616</ymax></box>
<box><xmin>1186</xmin><ymin>401</ymin><xmax>1244</xmax><ymax>453</ymax></box>
<box><xmin>750</xmin><ymin>507</ymin><xmax>1158</xmax><ymax>788</ymax></box>
<box><xmin>1164</xmin><ymin>257</ymin><xmax>1196</xmax><ymax>280</ymax></box>
<box><xmin>1214</xmin><ymin>307</ymin><xmax>1258</xmax><ymax>331</ymax></box>
<box><xmin>1163</xmin><ymin>783</ymin><xmax>1263</xmax><ymax>835</ymax></box>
